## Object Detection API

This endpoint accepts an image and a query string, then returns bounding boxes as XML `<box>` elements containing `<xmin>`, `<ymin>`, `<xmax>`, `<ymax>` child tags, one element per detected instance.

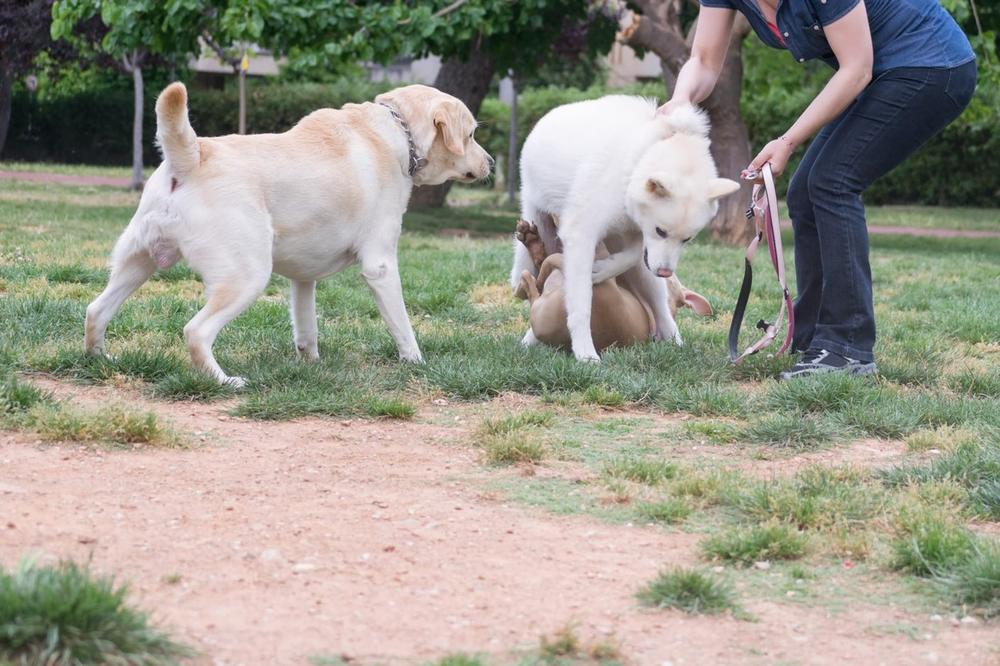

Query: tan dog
<box><xmin>84</xmin><ymin>82</ymin><xmax>492</xmax><ymax>386</ymax></box>
<box><xmin>515</xmin><ymin>220</ymin><xmax>712</xmax><ymax>352</ymax></box>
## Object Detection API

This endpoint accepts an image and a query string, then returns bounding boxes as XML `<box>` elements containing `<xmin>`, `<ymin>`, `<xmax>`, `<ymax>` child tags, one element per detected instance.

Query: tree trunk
<box><xmin>506</xmin><ymin>71</ymin><xmax>518</xmax><ymax>205</ymax></box>
<box><xmin>700</xmin><ymin>25</ymin><xmax>754</xmax><ymax>244</ymax></box>
<box><xmin>238</xmin><ymin>66</ymin><xmax>246</xmax><ymax>134</ymax></box>
<box><xmin>408</xmin><ymin>39</ymin><xmax>497</xmax><ymax>209</ymax></box>
<box><xmin>0</xmin><ymin>63</ymin><xmax>12</xmax><ymax>159</ymax></box>
<box><xmin>130</xmin><ymin>57</ymin><xmax>144</xmax><ymax>191</ymax></box>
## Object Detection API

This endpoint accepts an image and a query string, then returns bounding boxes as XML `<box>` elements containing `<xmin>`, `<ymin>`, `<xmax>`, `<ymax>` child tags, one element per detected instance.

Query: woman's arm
<box><xmin>746</xmin><ymin>1</ymin><xmax>874</xmax><ymax>178</ymax></box>
<box><xmin>657</xmin><ymin>7</ymin><xmax>736</xmax><ymax>114</ymax></box>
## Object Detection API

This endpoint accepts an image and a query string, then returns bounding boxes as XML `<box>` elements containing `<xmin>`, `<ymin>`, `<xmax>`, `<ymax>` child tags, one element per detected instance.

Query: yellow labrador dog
<box><xmin>84</xmin><ymin>83</ymin><xmax>492</xmax><ymax>386</ymax></box>
<box><xmin>515</xmin><ymin>220</ymin><xmax>713</xmax><ymax>352</ymax></box>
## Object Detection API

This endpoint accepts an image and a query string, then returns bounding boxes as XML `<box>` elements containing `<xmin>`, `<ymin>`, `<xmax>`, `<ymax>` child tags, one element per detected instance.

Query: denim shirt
<box><xmin>699</xmin><ymin>0</ymin><xmax>975</xmax><ymax>74</ymax></box>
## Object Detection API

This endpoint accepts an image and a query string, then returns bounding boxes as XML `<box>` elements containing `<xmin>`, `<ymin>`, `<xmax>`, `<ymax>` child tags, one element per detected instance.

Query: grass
<box><xmin>937</xmin><ymin>540</ymin><xmax>1000</xmax><ymax>618</ymax></box>
<box><xmin>474</xmin><ymin>410</ymin><xmax>553</xmax><ymax>464</ymax></box>
<box><xmin>637</xmin><ymin>567</ymin><xmax>740</xmax><ymax>615</ymax></box>
<box><xmin>637</xmin><ymin>498</ymin><xmax>693</xmax><ymax>525</ymax></box>
<box><xmin>701</xmin><ymin>522</ymin><xmax>809</xmax><ymax>565</ymax></box>
<box><xmin>0</xmin><ymin>559</ymin><xmax>191</xmax><ymax>665</ymax></box>
<box><xmin>2</xmin><ymin>167</ymin><xmax>1000</xmax><ymax>625</ymax></box>
<box><xmin>602</xmin><ymin>457</ymin><xmax>678</xmax><ymax>485</ymax></box>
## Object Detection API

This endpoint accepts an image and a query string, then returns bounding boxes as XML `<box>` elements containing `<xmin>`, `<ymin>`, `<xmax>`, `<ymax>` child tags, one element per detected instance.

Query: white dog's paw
<box><xmin>223</xmin><ymin>376</ymin><xmax>248</xmax><ymax>389</ymax></box>
<box><xmin>399</xmin><ymin>350</ymin><xmax>424</xmax><ymax>364</ymax></box>
<box><xmin>575</xmin><ymin>352</ymin><xmax>601</xmax><ymax>363</ymax></box>
<box><xmin>521</xmin><ymin>329</ymin><xmax>540</xmax><ymax>347</ymax></box>
<box><xmin>591</xmin><ymin>257</ymin><xmax>617</xmax><ymax>283</ymax></box>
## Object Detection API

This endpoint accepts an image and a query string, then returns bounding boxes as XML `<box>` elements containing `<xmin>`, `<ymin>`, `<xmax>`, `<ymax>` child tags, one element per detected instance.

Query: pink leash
<box><xmin>727</xmin><ymin>163</ymin><xmax>795</xmax><ymax>363</ymax></box>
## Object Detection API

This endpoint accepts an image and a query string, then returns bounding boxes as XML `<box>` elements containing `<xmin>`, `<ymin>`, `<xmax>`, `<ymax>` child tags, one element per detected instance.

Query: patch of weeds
<box><xmin>787</xmin><ymin>564</ymin><xmax>815</xmax><ymax>581</ymax></box>
<box><xmin>361</xmin><ymin>395</ymin><xmax>416</xmax><ymax>419</ymax></box>
<box><xmin>581</xmin><ymin>384</ymin><xmax>627</xmax><ymax>408</ymax></box>
<box><xmin>480</xmin><ymin>411</ymin><xmax>555</xmax><ymax>435</ymax></box>
<box><xmin>151</xmin><ymin>368</ymin><xmax>236</xmax><ymax>402</ymax></box>
<box><xmin>474</xmin><ymin>411</ymin><xmax>553</xmax><ymax>466</ymax></box>
<box><xmin>602</xmin><ymin>457</ymin><xmax>677</xmax><ymax>485</ymax></box>
<box><xmin>878</xmin><ymin>346</ymin><xmax>943</xmax><ymax>386</ymax></box>
<box><xmin>480</xmin><ymin>431</ymin><xmax>546</xmax><ymax>465</ymax></box>
<box><xmin>833</xmin><ymin>401</ymin><xmax>921</xmax><ymax>439</ymax></box>
<box><xmin>669</xmin><ymin>468</ymin><xmax>743</xmax><ymax>507</ymax></box>
<box><xmin>739</xmin><ymin>413</ymin><xmax>842</xmax><ymax>450</ymax></box>
<box><xmin>0</xmin><ymin>559</ymin><xmax>192</xmax><ymax>665</ymax></box>
<box><xmin>731</xmin><ymin>467</ymin><xmax>881</xmax><ymax>531</ymax></box>
<box><xmin>890</xmin><ymin>508</ymin><xmax>976</xmax><ymax>576</ymax></box>
<box><xmin>684</xmin><ymin>420</ymin><xmax>741</xmax><ymax>444</ymax></box>
<box><xmin>765</xmin><ymin>373</ymin><xmax>881</xmax><ymax>413</ymax></box>
<box><xmin>701</xmin><ymin>521</ymin><xmax>809</xmax><ymax>565</ymax></box>
<box><xmin>637</xmin><ymin>498</ymin><xmax>692</xmax><ymax>525</ymax></box>
<box><xmin>657</xmin><ymin>384</ymin><xmax>750</xmax><ymax>418</ymax></box>
<box><xmin>26</xmin><ymin>403</ymin><xmax>181</xmax><ymax>447</ymax></box>
<box><xmin>0</xmin><ymin>375</ymin><xmax>52</xmax><ymax>415</ymax></box>
<box><xmin>161</xmin><ymin>573</ymin><xmax>182</xmax><ymax>585</ymax></box>
<box><xmin>637</xmin><ymin>567</ymin><xmax>740</xmax><ymax>615</ymax></box>
<box><xmin>937</xmin><ymin>539</ymin><xmax>1000</xmax><ymax>618</ymax></box>
<box><xmin>905</xmin><ymin>425</ymin><xmax>978</xmax><ymax>452</ymax></box>
<box><xmin>539</xmin><ymin>625</ymin><xmax>579</xmax><ymax>659</ymax></box>
<box><xmin>883</xmin><ymin>435</ymin><xmax>1000</xmax><ymax>518</ymax></box>
<box><xmin>949</xmin><ymin>368</ymin><xmax>1000</xmax><ymax>399</ymax></box>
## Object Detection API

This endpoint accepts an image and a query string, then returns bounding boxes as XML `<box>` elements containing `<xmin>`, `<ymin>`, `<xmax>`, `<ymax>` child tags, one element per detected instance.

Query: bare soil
<box><xmin>2</xmin><ymin>379</ymin><xmax>997</xmax><ymax>665</ymax></box>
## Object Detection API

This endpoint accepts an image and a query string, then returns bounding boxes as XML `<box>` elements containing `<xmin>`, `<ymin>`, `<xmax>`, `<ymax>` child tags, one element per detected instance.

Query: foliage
<box><xmin>0</xmin><ymin>559</ymin><xmax>192</xmax><ymax>664</ymax></box>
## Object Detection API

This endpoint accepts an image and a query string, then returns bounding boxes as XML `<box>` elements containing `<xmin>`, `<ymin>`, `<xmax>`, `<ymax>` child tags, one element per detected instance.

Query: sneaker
<box><xmin>778</xmin><ymin>348</ymin><xmax>877</xmax><ymax>380</ymax></box>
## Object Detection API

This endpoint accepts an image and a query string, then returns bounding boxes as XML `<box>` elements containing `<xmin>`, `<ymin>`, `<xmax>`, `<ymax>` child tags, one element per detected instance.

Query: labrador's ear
<box><xmin>707</xmin><ymin>178</ymin><xmax>741</xmax><ymax>200</ymax></box>
<box><xmin>433</xmin><ymin>100</ymin><xmax>466</xmax><ymax>156</ymax></box>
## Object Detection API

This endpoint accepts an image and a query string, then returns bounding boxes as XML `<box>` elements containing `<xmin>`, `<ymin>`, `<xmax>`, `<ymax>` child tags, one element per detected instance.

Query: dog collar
<box><xmin>378</xmin><ymin>102</ymin><xmax>428</xmax><ymax>177</ymax></box>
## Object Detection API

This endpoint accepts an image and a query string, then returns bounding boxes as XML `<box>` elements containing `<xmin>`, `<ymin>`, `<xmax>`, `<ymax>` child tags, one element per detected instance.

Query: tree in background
<box><xmin>0</xmin><ymin>0</ymin><xmax>85</xmax><ymax>157</ymax></box>
<box><xmin>622</xmin><ymin>0</ymin><xmax>753</xmax><ymax>244</ymax></box>
<box><xmin>408</xmin><ymin>0</ymin><xmax>621</xmax><ymax>208</ymax></box>
<box><xmin>51</xmin><ymin>0</ymin><xmax>201</xmax><ymax>189</ymax></box>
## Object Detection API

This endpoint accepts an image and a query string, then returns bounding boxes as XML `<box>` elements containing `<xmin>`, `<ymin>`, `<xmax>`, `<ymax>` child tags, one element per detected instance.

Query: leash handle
<box><xmin>727</xmin><ymin>163</ymin><xmax>796</xmax><ymax>363</ymax></box>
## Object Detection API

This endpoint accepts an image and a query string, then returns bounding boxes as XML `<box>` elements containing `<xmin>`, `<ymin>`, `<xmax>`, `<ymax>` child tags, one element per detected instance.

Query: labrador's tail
<box><xmin>155</xmin><ymin>82</ymin><xmax>200</xmax><ymax>178</ymax></box>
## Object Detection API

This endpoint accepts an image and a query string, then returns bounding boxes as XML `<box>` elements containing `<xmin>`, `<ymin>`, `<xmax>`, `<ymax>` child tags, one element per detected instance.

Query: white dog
<box><xmin>85</xmin><ymin>82</ymin><xmax>492</xmax><ymax>386</ymax></box>
<box><xmin>510</xmin><ymin>96</ymin><xmax>739</xmax><ymax>362</ymax></box>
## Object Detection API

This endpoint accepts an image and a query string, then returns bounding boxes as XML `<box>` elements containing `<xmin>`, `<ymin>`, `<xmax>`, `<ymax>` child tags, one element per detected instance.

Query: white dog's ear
<box><xmin>645</xmin><ymin>176</ymin><xmax>670</xmax><ymax>198</ymax></box>
<box><xmin>707</xmin><ymin>178</ymin><xmax>741</xmax><ymax>200</ymax></box>
<box><xmin>433</xmin><ymin>100</ymin><xmax>466</xmax><ymax>156</ymax></box>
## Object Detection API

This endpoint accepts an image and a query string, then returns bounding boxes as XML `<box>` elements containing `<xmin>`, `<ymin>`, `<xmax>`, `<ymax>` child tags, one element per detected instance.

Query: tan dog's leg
<box><xmin>290</xmin><ymin>280</ymin><xmax>320</xmax><ymax>361</ymax></box>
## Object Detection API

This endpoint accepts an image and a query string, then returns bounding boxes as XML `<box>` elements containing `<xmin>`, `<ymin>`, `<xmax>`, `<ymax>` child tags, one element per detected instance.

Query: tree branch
<box><xmin>202</xmin><ymin>31</ymin><xmax>240</xmax><ymax>71</ymax></box>
<box><xmin>620</xmin><ymin>10</ymin><xmax>689</xmax><ymax>76</ymax></box>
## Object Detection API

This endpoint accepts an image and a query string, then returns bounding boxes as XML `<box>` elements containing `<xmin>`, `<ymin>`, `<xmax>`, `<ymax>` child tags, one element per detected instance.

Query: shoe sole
<box><xmin>778</xmin><ymin>362</ymin><xmax>877</xmax><ymax>381</ymax></box>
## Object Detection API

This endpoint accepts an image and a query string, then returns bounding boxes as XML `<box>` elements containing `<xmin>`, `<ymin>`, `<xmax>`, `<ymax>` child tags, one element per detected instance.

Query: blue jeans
<box><xmin>786</xmin><ymin>60</ymin><xmax>978</xmax><ymax>362</ymax></box>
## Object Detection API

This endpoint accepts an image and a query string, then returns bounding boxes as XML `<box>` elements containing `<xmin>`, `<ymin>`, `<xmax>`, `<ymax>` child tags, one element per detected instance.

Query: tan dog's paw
<box><xmin>515</xmin><ymin>219</ymin><xmax>547</xmax><ymax>268</ymax></box>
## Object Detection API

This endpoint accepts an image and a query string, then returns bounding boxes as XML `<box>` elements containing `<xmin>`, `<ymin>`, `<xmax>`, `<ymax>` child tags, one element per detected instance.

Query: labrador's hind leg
<box><xmin>85</xmin><ymin>233</ymin><xmax>158</xmax><ymax>356</ymax></box>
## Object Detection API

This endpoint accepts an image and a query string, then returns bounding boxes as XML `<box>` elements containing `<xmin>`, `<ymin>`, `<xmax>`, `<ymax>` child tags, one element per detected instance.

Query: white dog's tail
<box><xmin>662</xmin><ymin>104</ymin><xmax>710</xmax><ymax>138</ymax></box>
<box><xmin>155</xmin><ymin>82</ymin><xmax>200</xmax><ymax>177</ymax></box>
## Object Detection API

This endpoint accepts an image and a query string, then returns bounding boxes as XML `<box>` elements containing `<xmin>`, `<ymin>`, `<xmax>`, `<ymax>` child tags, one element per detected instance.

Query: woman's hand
<box><xmin>744</xmin><ymin>135</ymin><xmax>798</xmax><ymax>181</ymax></box>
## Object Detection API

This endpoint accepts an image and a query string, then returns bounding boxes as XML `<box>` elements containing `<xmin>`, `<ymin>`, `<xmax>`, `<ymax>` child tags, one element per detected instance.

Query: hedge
<box><xmin>4</xmin><ymin>74</ymin><xmax>997</xmax><ymax>206</ymax></box>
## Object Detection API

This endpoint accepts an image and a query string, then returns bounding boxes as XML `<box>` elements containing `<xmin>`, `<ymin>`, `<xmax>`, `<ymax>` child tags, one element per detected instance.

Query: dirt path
<box><xmin>0</xmin><ymin>169</ymin><xmax>133</xmax><ymax>188</ymax></box>
<box><xmin>1</xmin><ymin>380</ymin><xmax>997</xmax><ymax>665</ymax></box>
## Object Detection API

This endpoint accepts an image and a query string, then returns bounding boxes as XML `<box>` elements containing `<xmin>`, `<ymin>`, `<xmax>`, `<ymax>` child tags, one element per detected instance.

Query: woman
<box><xmin>661</xmin><ymin>0</ymin><xmax>976</xmax><ymax>379</ymax></box>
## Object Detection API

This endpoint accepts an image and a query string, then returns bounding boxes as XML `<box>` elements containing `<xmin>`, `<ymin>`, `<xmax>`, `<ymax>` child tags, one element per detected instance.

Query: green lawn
<box><xmin>1</xmin><ymin>170</ymin><xmax>1000</xmax><ymax>659</ymax></box>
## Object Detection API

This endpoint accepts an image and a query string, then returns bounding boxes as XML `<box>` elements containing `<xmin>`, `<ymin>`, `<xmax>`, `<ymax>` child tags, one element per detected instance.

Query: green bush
<box><xmin>6</xmin><ymin>48</ymin><xmax>998</xmax><ymax>204</ymax></box>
